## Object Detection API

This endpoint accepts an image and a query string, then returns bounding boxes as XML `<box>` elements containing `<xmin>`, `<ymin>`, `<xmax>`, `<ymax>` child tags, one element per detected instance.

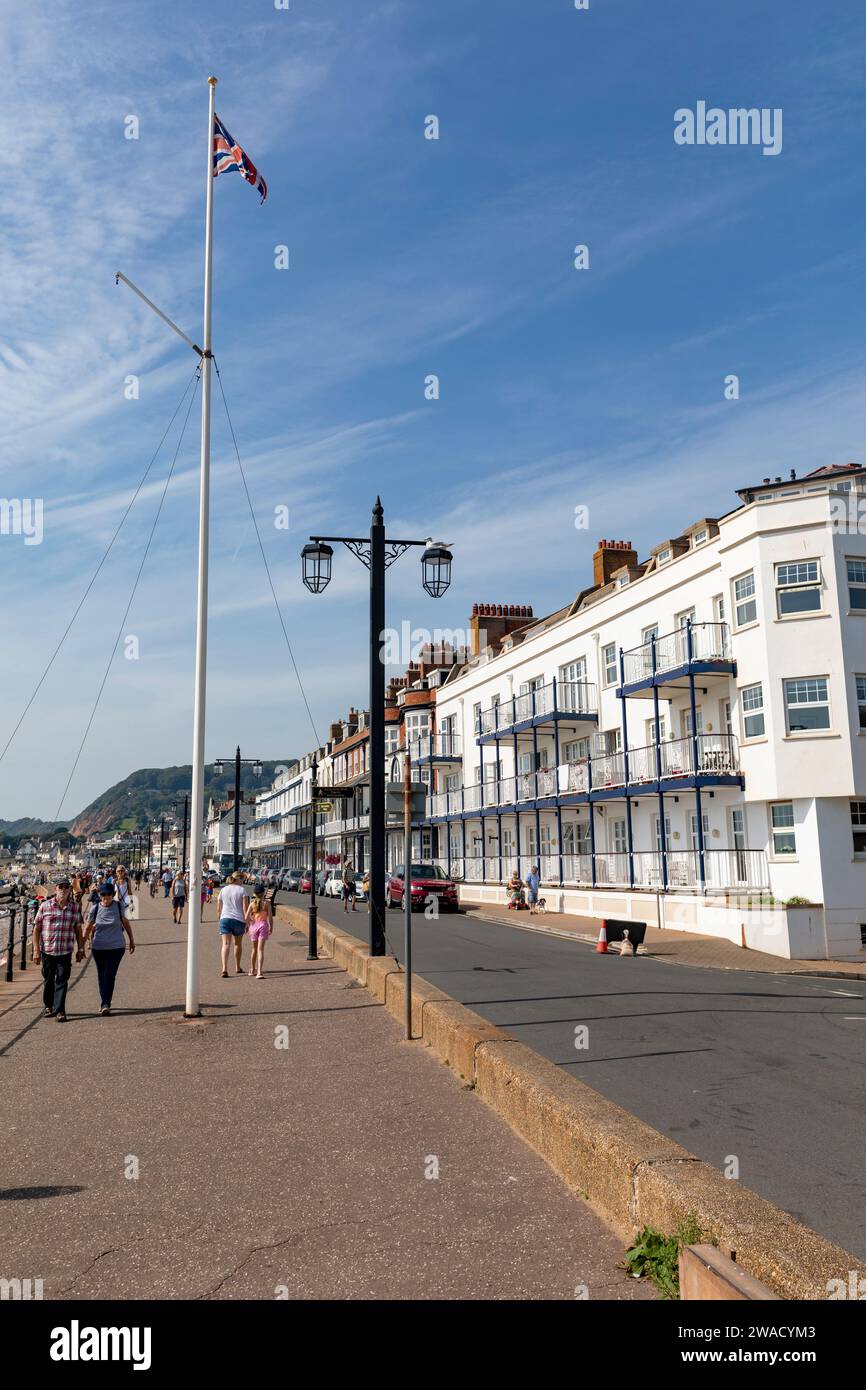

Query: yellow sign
<box><xmin>315</xmin><ymin>801</ymin><xmax>332</xmax><ymax>814</ymax></box>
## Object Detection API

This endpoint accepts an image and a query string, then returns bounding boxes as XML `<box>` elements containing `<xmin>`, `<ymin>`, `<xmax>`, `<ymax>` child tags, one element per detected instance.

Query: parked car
<box><xmin>386</xmin><ymin>863</ymin><xmax>459</xmax><ymax>912</ymax></box>
<box><xmin>280</xmin><ymin>868</ymin><xmax>301</xmax><ymax>890</ymax></box>
<box><xmin>321</xmin><ymin>871</ymin><xmax>369</xmax><ymax>902</ymax></box>
<box><xmin>321</xmin><ymin>871</ymin><xmax>343</xmax><ymax>898</ymax></box>
<box><xmin>299</xmin><ymin>869</ymin><xmax>313</xmax><ymax>894</ymax></box>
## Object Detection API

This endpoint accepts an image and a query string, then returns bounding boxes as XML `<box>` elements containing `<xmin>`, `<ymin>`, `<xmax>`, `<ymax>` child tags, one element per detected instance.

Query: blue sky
<box><xmin>1</xmin><ymin>0</ymin><xmax>865</xmax><ymax>821</ymax></box>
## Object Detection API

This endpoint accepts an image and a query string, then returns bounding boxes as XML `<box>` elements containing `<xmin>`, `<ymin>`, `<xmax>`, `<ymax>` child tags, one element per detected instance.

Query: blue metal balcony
<box><xmin>409</xmin><ymin>733</ymin><xmax>463</xmax><ymax>766</ymax></box>
<box><xmin>476</xmin><ymin>679</ymin><xmax>598</xmax><ymax>744</ymax></box>
<box><xmin>422</xmin><ymin>734</ymin><xmax>742</xmax><ymax>821</ymax></box>
<box><xmin>618</xmin><ymin>622</ymin><xmax>735</xmax><ymax>698</ymax></box>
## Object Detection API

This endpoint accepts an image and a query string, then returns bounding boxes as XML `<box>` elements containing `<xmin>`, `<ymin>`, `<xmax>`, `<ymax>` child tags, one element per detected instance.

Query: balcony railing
<box><xmin>477</xmin><ymin>679</ymin><xmax>597</xmax><ymax>735</ymax></box>
<box><xmin>410</xmin><ymin>733</ymin><xmax>463</xmax><ymax>761</ymax></box>
<box><xmin>436</xmin><ymin>848</ymin><xmax>769</xmax><ymax>892</ymax></box>
<box><xmin>426</xmin><ymin>736</ymin><xmax>739</xmax><ymax>816</ymax></box>
<box><xmin>620</xmin><ymin>622</ymin><xmax>732</xmax><ymax>686</ymax></box>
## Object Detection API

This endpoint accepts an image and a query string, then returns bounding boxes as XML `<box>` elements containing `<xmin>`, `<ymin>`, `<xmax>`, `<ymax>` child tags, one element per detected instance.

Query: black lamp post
<box><xmin>174</xmin><ymin>796</ymin><xmax>189</xmax><ymax>875</ymax></box>
<box><xmin>302</xmin><ymin>498</ymin><xmax>452</xmax><ymax>956</ymax></box>
<box><xmin>213</xmin><ymin>749</ymin><xmax>263</xmax><ymax>871</ymax></box>
<box><xmin>158</xmin><ymin>816</ymin><xmax>166</xmax><ymax>875</ymax></box>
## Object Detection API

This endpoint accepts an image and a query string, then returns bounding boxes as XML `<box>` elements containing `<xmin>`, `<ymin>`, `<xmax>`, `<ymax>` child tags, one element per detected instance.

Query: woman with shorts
<box><xmin>217</xmin><ymin>872</ymin><xmax>248</xmax><ymax>977</ymax></box>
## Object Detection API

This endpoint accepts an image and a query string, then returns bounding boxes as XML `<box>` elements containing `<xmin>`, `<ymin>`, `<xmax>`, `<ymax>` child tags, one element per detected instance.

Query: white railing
<box><xmin>436</xmin><ymin>848</ymin><xmax>769</xmax><ymax>893</ymax></box>
<box><xmin>410</xmin><ymin>733</ymin><xmax>462</xmax><ymax>760</ymax></box>
<box><xmin>658</xmin><ymin>733</ymin><xmax>739</xmax><ymax>778</ymax></box>
<box><xmin>477</xmin><ymin>679</ymin><xmax>598</xmax><ymax>734</ymax></box>
<box><xmin>621</xmin><ymin>622</ymin><xmax>732</xmax><ymax>685</ymax></box>
<box><xmin>424</xmin><ymin>735</ymin><xmax>739</xmax><ymax>819</ymax></box>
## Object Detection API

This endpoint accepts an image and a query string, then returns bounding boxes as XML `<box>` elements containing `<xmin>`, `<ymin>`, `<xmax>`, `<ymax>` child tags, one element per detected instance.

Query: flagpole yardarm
<box><xmin>185</xmin><ymin>74</ymin><xmax>217</xmax><ymax>1018</ymax></box>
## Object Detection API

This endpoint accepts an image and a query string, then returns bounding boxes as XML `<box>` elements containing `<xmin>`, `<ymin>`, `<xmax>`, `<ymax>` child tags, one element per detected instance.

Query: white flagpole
<box><xmin>185</xmin><ymin>74</ymin><xmax>217</xmax><ymax>1017</ymax></box>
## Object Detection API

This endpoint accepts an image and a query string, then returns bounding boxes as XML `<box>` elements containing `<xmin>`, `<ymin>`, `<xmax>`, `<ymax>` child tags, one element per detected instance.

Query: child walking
<box><xmin>245</xmin><ymin>890</ymin><xmax>273</xmax><ymax>979</ymax></box>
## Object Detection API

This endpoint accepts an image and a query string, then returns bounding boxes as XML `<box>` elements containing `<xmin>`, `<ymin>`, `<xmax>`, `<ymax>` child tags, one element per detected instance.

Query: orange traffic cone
<box><xmin>595</xmin><ymin>921</ymin><xmax>608</xmax><ymax>953</ymax></box>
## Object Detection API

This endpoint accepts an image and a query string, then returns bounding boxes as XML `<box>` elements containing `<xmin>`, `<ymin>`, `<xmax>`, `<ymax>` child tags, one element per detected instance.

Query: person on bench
<box><xmin>506</xmin><ymin>869</ymin><xmax>526</xmax><ymax>908</ymax></box>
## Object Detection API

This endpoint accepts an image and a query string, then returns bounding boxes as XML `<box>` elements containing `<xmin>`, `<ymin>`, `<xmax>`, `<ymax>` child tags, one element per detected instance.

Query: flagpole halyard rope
<box><xmin>0</xmin><ymin>366</ymin><xmax>201</xmax><ymax>771</ymax></box>
<box><xmin>53</xmin><ymin>371</ymin><xmax>202</xmax><ymax>821</ymax></box>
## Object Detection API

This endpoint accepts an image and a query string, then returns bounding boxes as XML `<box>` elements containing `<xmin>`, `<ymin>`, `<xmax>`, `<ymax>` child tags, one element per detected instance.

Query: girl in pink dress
<box><xmin>245</xmin><ymin>891</ymin><xmax>272</xmax><ymax>978</ymax></box>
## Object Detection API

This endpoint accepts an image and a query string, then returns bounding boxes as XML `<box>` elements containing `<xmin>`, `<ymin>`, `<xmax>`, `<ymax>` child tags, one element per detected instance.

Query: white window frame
<box><xmin>770</xmin><ymin>802</ymin><xmax>796</xmax><ymax>858</ymax></box>
<box><xmin>775</xmin><ymin>560</ymin><xmax>822</xmax><ymax>618</ymax></box>
<box><xmin>847</xmin><ymin>557</ymin><xmax>866</xmax><ymax>611</ymax></box>
<box><xmin>740</xmin><ymin>683</ymin><xmax>765</xmax><ymax>740</ymax></box>
<box><xmin>733</xmin><ymin>571</ymin><xmax>757</xmax><ymax>628</ymax></box>
<box><xmin>657</xmin><ymin>547</ymin><xmax>672</xmax><ymax>566</ymax></box>
<box><xmin>564</xmin><ymin>737</ymin><xmax>590</xmax><ymax>764</ymax></box>
<box><xmin>851</xmin><ymin>802</ymin><xmax>866</xmax><ymax>857</ymax></box>
<box><xmin>693</xmin><ymin>528</ymin><xmax>708</xmax><ymax>547</ymax></box>
<box><xmin>602</xmin><ymin>643</ymin><xmax>617</xmax><ymax>686</ymax></box>
<box><xmin>783</xmin><ymin>677</ymin><xmax>831</xmax><ymax>734</ymax></box>
<box><xmin>682</xmin><ymin>706</ymin><xmax>703</xmax><ymax>738</ymax></box>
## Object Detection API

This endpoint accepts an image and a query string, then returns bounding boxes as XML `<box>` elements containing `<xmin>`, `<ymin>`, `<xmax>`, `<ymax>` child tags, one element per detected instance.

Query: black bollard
<box><xmin>5</xmin><ymin>908</ymin><xmax>16</xmax><ymax>984</ymax></box>
<box><xmin>19</xmin><ymin>902</ymin><xmax>28</xmax><ymax>971</ymax></box>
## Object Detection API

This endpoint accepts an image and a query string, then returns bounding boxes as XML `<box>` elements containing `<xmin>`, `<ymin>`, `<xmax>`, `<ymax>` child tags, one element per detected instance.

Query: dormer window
<box><xmin>617</xmin><ymin>575</ymin><xmax>629</xmax><ymax>588</ymax></box>
<box><xmin>693</xmin><ymin>528</ymin><xmax>708</xmax><ymax>547</ymax></box>
<box><xmin>657</xmin><ymin>547</ymin><xmax>672</xmax><ymax>565</ymax></box>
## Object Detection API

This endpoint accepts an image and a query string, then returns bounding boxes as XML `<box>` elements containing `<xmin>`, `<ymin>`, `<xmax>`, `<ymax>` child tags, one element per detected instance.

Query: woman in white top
<box><xmin>114</xmin><ymin>864</ymin><xmax>133</xmax><ymax>917</ymax></box>
<box><xmin>217</xmin><ymin>872</ymin><xmax>248</xmax><ymax>977</ymax></box>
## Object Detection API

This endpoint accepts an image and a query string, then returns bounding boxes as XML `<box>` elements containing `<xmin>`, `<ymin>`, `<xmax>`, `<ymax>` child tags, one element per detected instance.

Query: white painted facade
<box><xmin>424</xmin><ymin>469</ymin><xmax>866</xmax><ymax>959</ymax></box>
<box><xmin>246</xmin><ymin>760</ymin><xmax>314</xmax><ymax>868</ymax></box>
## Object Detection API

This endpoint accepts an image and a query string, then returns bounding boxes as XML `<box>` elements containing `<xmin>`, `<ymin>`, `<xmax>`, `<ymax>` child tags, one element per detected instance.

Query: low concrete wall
<box><xmin>459</xmin><ymin>885</ymin><xmax>832</xmax><ymax>959</ymax></box>
<box><xmin>278</xmin><ymin>904</ymin><xmax>856</xmax><ymax>1298</ymax></box>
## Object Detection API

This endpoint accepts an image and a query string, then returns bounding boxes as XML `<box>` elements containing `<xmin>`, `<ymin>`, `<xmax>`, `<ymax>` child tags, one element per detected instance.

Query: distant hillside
<box><xmin>69</xmin><ymin>761</ymin><xmax>295</xmax><ymax>837</ymax></box>
<box><xmin>0</xmin><ymin>817</ymin><xmax>68</xmax><ymax>838</ymax></box>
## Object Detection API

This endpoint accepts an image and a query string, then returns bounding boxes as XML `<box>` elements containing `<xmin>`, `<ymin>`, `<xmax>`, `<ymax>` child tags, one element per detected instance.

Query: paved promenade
<box><xmin>0</xmin><ymin>891</ymin><xmax>651</xmax><ymax>1301</ymax></box>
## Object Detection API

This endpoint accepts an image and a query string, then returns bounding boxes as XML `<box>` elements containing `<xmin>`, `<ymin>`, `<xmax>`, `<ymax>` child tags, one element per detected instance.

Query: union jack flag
<box><xmin>212</xmin><ymin>113</ymin><xmax>268</xmax><ymax>203</ymax></box>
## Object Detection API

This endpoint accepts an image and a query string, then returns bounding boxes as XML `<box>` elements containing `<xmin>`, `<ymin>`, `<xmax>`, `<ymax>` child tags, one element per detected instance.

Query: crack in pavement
<box><xmin>54</xmin><ymin>1219</ymin><xmax>209</xmax><ymax>1297</ymax></box>
<box><xmin>196</xmin><ymin>1208</ymin><xmax>404</xmax><ymax>1299</ymax></box>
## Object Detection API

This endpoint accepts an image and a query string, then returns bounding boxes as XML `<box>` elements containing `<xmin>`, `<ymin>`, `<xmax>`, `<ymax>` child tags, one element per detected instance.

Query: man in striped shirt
<box><xmin>33</xmin><ymin>879</ymin><xmax>84</xmax><ymax>1022</ymax></box>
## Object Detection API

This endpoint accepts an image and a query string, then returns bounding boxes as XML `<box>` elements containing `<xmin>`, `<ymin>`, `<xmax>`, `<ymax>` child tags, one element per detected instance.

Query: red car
<box><xmin>386</xmin><ymin>863</ymin><xmax>459</xmax><ymax>913</ymax></box>
<box><xmin>299</xmin><ymin>869</ymin><xmax>313</xmax><ymax>893</ymax></box>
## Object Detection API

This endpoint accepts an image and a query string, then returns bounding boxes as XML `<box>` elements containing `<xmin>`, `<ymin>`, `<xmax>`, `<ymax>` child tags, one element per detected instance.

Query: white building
<box><xmin>418</xmin><ymin>463</ymin><xmax>866</xmax><ymax>960</ymax></box>
<box><xmin>246</xmin><ymin>758</ymin><xmax>322</xmax><ymax>870</ymax></box>
<box><xmin>204</xmin><ymin>797</ymin><xmax>253</xmax><ymax>863</ymax></box>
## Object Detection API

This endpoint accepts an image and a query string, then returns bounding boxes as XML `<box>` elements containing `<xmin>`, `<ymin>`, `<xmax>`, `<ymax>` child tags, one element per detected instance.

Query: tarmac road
<box><xmin>278</xmin><ymin>891</ymin><xmax>866</xmax><ymax>1260</ymax></box>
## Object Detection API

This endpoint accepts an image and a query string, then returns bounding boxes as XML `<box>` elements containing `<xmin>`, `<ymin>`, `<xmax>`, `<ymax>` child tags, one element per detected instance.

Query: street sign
<box><xmin>315</xmin><ymin>801</ymin><xmax>332</xmax><ymax>814</ymax></box>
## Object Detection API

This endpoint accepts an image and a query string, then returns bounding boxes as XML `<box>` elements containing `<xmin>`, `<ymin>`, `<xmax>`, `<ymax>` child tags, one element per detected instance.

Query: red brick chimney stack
<box><xmin>469</xmin><ymin>602</ymin><xmax>534</xmax><ymax>656</ymax></box>
<box><xmin>593</xmin><ymin>539</ymin><xmax>638</xmax><ymax>587</ymax></box>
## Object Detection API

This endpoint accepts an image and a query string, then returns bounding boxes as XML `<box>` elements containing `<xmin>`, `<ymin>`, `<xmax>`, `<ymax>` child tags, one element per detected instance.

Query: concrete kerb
<box><xmin>275</xmin><ymin>904</ymin><xmax>856</xmax><ymax>1298</ymax></box>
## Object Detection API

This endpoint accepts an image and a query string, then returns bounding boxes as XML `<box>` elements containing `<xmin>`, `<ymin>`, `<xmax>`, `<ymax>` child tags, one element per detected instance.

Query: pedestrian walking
<box><xmin>341</xmin><ymin>860</ymin><xmax>356</xmax><ymax>913</ymax></box>
<box><xmin>245</xmin><ymin>889</ymin><xmax>272</xmax><ymax>978</ymax></box>
<box><xmin>162</xmin><ymin>867</ymin><xmax>172</xmax><ymax>898</ymax></box>
<box><xmin>114</xmin><ymin>865</ymin><xmax>133</xmax><ymax>918</ymax></box>
<box><xmin>171</xmin><ymin>870</ymin><xmax>187</xmax><ymax>924</ymax></box>
<box><xmin>217</xmin><ymin>872</ymin><xmax>248</xmax><ymax>977</ymax></box>
<box><xmin>84</xmin><ymin>884</ymin><xmax>135</xmax><ymax>1016</ymax></box>
<box><xmin>32</xmin><ymin>878</ymin><xmax>84</xmax><ymax>1022</ymax></box>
